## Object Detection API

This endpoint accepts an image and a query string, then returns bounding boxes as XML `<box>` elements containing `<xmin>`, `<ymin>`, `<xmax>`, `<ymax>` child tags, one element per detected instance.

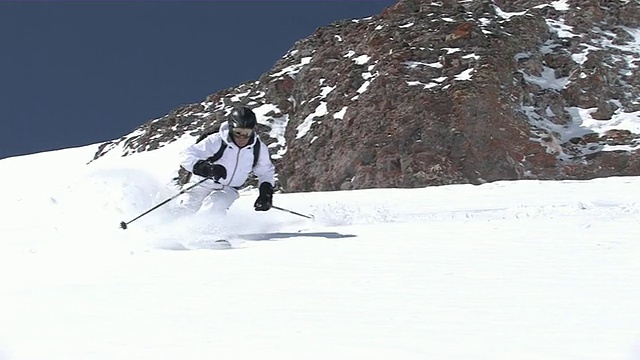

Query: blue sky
<box><xmin>0</xmin><ymin>1</ymin><xmax>395</xmax><ymax>159</ymax></box>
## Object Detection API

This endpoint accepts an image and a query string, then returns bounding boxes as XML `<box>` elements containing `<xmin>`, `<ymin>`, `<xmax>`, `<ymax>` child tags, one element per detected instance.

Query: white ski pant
<box><xmin>177</xmin><ymin>179</ymin><xmax>240</xmax><ymax>216</ymax></box>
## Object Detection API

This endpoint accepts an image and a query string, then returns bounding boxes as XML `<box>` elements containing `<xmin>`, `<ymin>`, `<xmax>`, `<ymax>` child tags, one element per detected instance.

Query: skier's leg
<box><xmin>176</xmin><ymin>180</ymin><xmax>215</xmax><ymax>213</ymax></box>
<box><xmin>197</xmin><ymin>186</ymin><xmax>240</xmax><ymax>216</ymax></box>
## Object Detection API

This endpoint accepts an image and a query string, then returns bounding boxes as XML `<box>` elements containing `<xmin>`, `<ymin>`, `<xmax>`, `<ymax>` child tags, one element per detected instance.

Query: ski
<box><xmin>154</xmin><ymin>238</ymin><xmax>232</xmax><ymax>250</ymax></box>
<box><xmin>210</xmin><ymin>239</ymin><xmax>232</xmax><ymax>249</ymax></box>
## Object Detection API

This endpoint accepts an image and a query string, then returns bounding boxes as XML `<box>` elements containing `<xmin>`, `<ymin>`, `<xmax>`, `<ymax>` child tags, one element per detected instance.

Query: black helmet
<box><xmin>228</xmin><ymin>107</ymin><xmax>257</xmax><ymax>129</ymax></box>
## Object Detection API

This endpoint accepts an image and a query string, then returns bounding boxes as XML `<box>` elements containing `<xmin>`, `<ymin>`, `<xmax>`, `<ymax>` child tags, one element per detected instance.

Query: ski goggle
<box><xmin>232</xmin><ymin>128</ymin><xmax>253</xmax><ymax>138</ymax></box>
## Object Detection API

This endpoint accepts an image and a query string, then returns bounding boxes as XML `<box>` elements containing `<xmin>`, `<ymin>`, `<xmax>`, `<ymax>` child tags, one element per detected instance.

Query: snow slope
<box><xmin>0</xmin><ymin>143</ymin><xmax>639</xmax><ymax>360</ymax></box>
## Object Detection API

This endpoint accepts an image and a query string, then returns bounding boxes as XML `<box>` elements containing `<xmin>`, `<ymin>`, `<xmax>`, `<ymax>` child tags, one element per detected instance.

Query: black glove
<box><xmin>192</xmin><ymin>160</ymin><xmax>227</xmax><ymax>180</ymax></box>
<box><xmin>254</xmin><ymin>182</ymin><xmax>274</xmax><ymax>211</ymax></box>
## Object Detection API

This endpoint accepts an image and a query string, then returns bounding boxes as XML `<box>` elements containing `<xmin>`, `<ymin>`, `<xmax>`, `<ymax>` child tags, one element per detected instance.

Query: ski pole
<box><xmin>120</xmin><ymin>177</ymin><xmax>209</xmax><ymax>229</ymax></box>
<box><xmin>272</xmin><ymin>205</ymin><xmax>315</xmax><ymax>220</ymax></box>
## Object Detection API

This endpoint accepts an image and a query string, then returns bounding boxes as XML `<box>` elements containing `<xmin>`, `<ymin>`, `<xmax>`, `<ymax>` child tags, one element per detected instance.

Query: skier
<box><xmin>178</xmin><ymin>106</ymin><xmax>275</xmax><ymax>215</ymax></box>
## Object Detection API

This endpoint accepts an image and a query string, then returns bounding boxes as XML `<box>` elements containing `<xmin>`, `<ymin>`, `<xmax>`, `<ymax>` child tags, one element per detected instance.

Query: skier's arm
<box><xmin>180</xmin><ymin>135</ymin><xmax>223</xmax><ymax>173</ymax></box>
<box><xmin>253</xmin><ymin>140</ymin><xmax>276</xmax><ymax>187</ymax></box>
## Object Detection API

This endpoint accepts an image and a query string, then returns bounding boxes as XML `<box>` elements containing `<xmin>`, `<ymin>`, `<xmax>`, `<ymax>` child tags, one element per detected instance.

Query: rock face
<box><xmin>92</xmin><ymin>0</ymin><xmax>640</xmax><ymax>192</ymax></box>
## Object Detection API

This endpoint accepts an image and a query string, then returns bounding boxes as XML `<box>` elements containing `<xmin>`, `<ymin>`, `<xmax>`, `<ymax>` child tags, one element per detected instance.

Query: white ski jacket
<box><xmin>180</xmin><ymin>122</ymin><xmax>275</xmax><ymax>189</ymax></box>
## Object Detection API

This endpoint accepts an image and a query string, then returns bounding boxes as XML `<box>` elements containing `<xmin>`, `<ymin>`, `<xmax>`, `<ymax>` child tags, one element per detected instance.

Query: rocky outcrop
<box><xmin>91</xmin><ymin>0</ymin><xmax>640</xmax><ymax>192</ymax></box>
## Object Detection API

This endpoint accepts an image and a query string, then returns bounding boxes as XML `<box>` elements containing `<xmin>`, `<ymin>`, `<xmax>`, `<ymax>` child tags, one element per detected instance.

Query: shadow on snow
<box><xmin>237</xmin><ymin>231</ymin><xmax>357</xmax><ymax>241</ymax></box>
